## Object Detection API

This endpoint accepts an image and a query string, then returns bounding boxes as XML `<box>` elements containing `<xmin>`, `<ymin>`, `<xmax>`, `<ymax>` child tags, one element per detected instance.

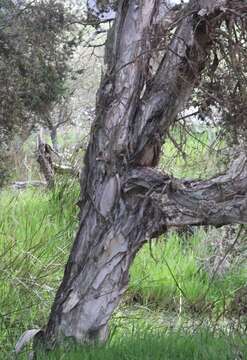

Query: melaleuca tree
<box><xmin>18</xmin><ymin>0</ymin><xmax>247</xmax><ymax>353</ymax></box>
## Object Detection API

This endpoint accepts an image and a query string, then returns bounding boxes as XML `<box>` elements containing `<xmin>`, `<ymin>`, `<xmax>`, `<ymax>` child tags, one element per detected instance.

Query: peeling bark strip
<box><xmin>39</xmin><ymin>0</ymin><xmax>247</xmax><ymax>350</ymax></box>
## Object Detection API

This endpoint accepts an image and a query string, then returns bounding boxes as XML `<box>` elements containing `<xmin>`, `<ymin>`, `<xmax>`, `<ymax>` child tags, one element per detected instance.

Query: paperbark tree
<box><xmin>38</xmin><ymin>0</ymin><xmax>247</xmax><ymax>349</ymax></box>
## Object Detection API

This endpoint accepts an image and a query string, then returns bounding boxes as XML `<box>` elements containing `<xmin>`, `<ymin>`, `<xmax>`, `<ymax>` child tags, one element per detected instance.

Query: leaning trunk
<box><xmin>39</xmin><ymin>0</ymin><xmax>247</xmax><ymax>350</ymax></box>
<box><xmin>44</xmin><ymin>193</ymin><xmax>162</xmax><ymax>346</ymax></box>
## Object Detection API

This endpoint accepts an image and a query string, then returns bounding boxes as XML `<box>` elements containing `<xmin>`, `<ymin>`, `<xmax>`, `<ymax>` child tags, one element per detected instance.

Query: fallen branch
<box><xmin>11</xmin><ymin>181</ymin><xmax>46</xmax><ymax>190</ymax></box>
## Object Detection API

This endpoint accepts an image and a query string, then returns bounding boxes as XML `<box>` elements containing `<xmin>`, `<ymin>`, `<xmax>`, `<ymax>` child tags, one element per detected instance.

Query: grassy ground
<box><xmin>0</xmin><ymin>131</ymin><xmax>246</xmax><ymax>359</ymax></box>
<box><xmin>32</xmin><ymin>330</ymin><xmax>246</xmax><ymax>360</ymax></box>
<box><xmin>0</xmin><ymin>179</ymin><xmax>79</xmax><ymax>357</ymax></box>
<box><xmin>0</xmin><ymin>183</ymin><xmax>246</xmax><ymax>358</ymax></box>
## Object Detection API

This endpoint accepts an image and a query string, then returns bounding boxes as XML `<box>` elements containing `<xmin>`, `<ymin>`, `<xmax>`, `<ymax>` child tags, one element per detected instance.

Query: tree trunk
<box><xmin>50</xmin><ymin>126</ymin><xmax>59</xmax><ymax>153</ymax></box>
<box><xmin>37</xmin><ymin>131</ymin><xmax>55</xmax><ymax>188</ymax></box>
<box><xmin>39</xmin><ymin>0</ymin><xmax>247</xmax><ymax>350</ymax></box>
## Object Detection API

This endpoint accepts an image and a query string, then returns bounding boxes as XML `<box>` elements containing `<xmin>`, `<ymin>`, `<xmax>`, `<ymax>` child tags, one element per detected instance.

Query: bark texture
<box><xmin>41</xmin><ymin>0</ymin><xmax>247</xmax><ymax>349</ymax></box>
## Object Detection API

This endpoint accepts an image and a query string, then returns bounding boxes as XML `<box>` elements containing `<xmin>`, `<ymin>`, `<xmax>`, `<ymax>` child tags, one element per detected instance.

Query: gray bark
<box><xmin>37</xmin><ymin>132</ymin><xmax>55</xmax><ymax>188</ymax></box>
<box><xmin>38</xmin><ymin>0</ymin><xmax>247</xmax><ymax>350</ymax></box>
<box><xmin>50</xmin><ymin>127</ymin><xmax>59</xmax><ymax>153</ymax></box>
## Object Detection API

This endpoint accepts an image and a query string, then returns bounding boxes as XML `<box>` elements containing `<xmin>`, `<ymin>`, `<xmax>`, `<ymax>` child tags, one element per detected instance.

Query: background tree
<box><xmin>0</xmin><ymin>0</ymin><xmax>78</xmax><ymax>183</ymax></box>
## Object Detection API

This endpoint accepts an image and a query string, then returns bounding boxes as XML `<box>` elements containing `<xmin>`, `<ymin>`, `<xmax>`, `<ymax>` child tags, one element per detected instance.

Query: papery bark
<box><xmin>40</xmin><ymin>0</ymin><xmax>247</xmax><ymax>349</ymax></box>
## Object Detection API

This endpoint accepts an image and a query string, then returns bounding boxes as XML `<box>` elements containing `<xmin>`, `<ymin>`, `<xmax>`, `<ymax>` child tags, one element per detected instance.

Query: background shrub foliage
<box><xmin>0</xmin><ymin>0</ymin><xmax>78</xmax><ymax>182</ymax></box>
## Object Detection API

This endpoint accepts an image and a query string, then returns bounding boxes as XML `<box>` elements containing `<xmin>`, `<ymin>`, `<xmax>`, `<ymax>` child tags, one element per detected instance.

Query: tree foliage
<box><xmin>192</xmin><ymin>6</ymin><xmax>247</xmax><ymax>144</ymax></box>
<box><xmin>0</xmin><ymin>1</ymin><xmax>76</xmax><ymax>140</ymax></box>
<box><xmin>0</xmin><ymin>0</ymin><xmax>79</xmax><ymax>182</ymax></box>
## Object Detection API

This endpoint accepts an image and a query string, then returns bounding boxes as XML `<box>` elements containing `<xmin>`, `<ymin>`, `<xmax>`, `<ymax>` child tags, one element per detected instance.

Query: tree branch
<box><xmin>129</xmin><ymin>0</ymin><xmax>225</xmax><ymax>163</ymax></box>
<box><xmin>123</xmin><ymin>150</ymin><xmax>247</xmax><ymax>231</ymax></box>
<box><xmin>95</xmin><ymin>0</ymin><xmax>181</xmax><ymax>152</ymax></box>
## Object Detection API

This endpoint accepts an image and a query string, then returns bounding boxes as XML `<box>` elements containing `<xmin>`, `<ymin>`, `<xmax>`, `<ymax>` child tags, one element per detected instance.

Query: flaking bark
<box><xmin>39</xmin><ymin>0</ymin><xmax>247</xmax><ymax>350</ymax></box>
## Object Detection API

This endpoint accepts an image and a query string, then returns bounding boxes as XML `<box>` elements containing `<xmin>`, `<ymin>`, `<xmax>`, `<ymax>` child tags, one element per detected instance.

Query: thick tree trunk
<box><xmin>39</xmin><ymin>0</ymin><xmax>247</xmax><ymax>350</ymax></box>
<box><xmin>44</xmin><ymin>197</ymin><xmax>162</xmax><ymax>346</ymax></box>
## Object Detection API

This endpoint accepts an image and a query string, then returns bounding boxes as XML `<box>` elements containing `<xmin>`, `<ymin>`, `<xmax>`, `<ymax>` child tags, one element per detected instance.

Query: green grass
<box><xmin>0</xmin><ymin>183</ymin><xmax>246</xmax><ymax>358</ymax></box>
<box><xmin>30</xmin><ymin>329</ymin><xmax>246</xmax><ymax>360</ymax></box>
<box><xmin>129</xmin><ymin>234</ymin><xmax>247</xmax><ymax>315</ymax></box>
<box><xmin>0</xmin><ymin>178</ymin><xmax>79</xmax><ymax>355</ymax></box>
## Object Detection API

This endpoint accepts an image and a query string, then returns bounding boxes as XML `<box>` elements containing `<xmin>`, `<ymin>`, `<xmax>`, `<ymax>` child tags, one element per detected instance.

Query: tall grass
<box><xmin>0</xmin><ymin>183</ymin><xmax>246</xmax><ymax>357</ymax></box>
<box><xmin>32</xmin><ymin>329</ymin><xmax>247</xmax><ymax>360</ymax></box>
<box><xmin>129</xmin><ymin>233</ymin><xmax>247</xmax><ymax>315</ymax></box>
<box><xmin>0</xmin><ymin>178</ymin><xmax>79</xmax><ymax>355</ymax></box>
